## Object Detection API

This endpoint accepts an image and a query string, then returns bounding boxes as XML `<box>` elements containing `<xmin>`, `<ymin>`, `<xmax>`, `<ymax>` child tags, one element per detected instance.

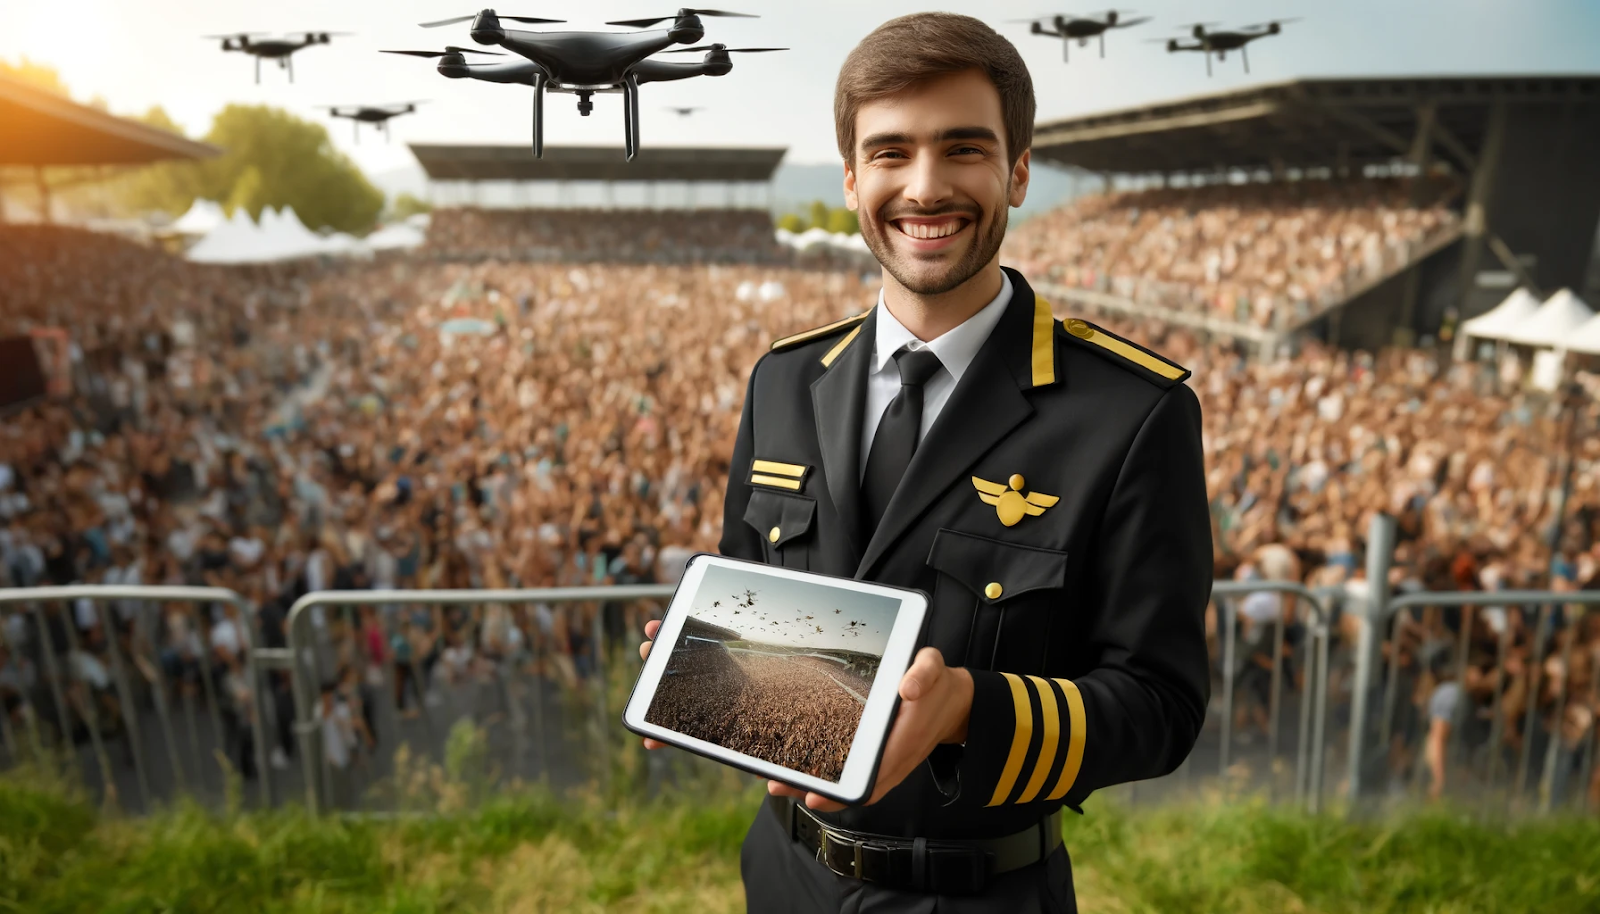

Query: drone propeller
<box><xmin>1109</xmin><ymin>16</ymin><xmax>1151</xmax><ymax>28</ymax></box>
<box><xmin>606</xmin><ymin>9</ymin><xmax>758</xmax><ymax>28</ymax></box>
<box><xmin>665</xmin><ymin>44</ymin><xmax>786</xmax><ymax>53</ymax></box>
<box><xmin>203</xmin><ymin>32</ymin><xmax>268</xmax><ymax>38</ymax></box>
<box><xmin>381</xmin><ymin>46</ymin><xmax>506</xmax><ymax>57</ymax></box>
<box><xmin>419</xmin><ymin>14</ymin><xmax>566</xmax><ymax>28</ymax></box>
<box><xmin>1238</xmin><ymin>17</ymin><xmax>1302</xmax><ymax>29</ymax></box>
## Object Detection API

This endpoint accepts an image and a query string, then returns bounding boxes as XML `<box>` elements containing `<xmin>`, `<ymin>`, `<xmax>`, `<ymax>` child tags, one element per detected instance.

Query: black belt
<box><xmin>767</xmin><ymin>795</ymin><xmax>1063</xmax><ymax>896</ymax></box>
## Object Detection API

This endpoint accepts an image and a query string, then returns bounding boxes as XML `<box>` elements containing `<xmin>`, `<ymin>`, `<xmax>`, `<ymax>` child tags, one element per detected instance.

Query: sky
<box><xmin>3</xmin><ymin>1</ymin><xmax>1597</xmax><ymax>179</ymax></box>
<box><xmin>686</xmin><ymin>563</ymin><xmax>902</xmax><ymax>656</ymax></box>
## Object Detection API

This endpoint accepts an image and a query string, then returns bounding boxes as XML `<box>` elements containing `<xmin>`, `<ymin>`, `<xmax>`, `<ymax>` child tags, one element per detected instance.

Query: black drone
<box><xmin>1011</xmin><ymin>10</ymin><xmax>1151</xmax><ymax>61</ymax></box>
<box><xmin>320</xmin><ymin>102</ymin><xmax>427</xmax><ymax>142</ymax></box>
<box><xmin>393</xmin><ymin>9</ymin><xmax>784</xmax><ymax>160</ymax></box>
<box><xmin>1154</xmin><ymin>19</ymin><xmax>1300</xmax><ymax>75</ymax></box>
<box><xmin>205</xmin><ymin>31</ymin><xmax>348</xmax><ymax>84</ymax></box>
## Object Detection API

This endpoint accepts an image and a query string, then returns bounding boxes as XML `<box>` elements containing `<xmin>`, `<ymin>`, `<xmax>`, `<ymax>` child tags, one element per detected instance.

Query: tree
<box><xmin>776</xmin><ymin>213</ymin><xmax>804</xmax><ymax>233</ymax></box>
<box><xmin>388</xmin><ymin>192</ymin><xmax>433</xmax><ymax>221</ymax></box>
<box><xmin>826</xmin><ymin>207</ymin><xmax>859</xmax><ymax>235</ymax></box>
<box><xmin>119</xmin><ymin>106</ymin><xmax>204</xmax><ymax>217</ymax></box>
<box><xmin>224</xmin><ymin>166</ymin><xmax>267</xmax><ymax>221</ymax></box>
<box><xmin>193</xmin><ymin>105</ymin><xmax>384</xmax><ymax>234</ymax></box>
<box><xmin>0</xmin><ymin>57</ymin><xmax>69</xmax><ymax>96</ymax></box>
<box><xmin>807</xmin><ymin>199</ymin><xmax>830</xmax><ymax>232</ymax></box>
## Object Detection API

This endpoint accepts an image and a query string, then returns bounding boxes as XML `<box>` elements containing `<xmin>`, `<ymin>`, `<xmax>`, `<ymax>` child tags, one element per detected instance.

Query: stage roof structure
<box><xmin>0</xmin><ymin>73</ymin><xmax>220</xmax><ymax>167</ymax></box>
<box><xmin>408</xmin><ymin>144</ymin><xmax>786</xmax><ymax>183</ymax></box>
<box><xmin>1030</xmin><ymin>75</ymin><xmax>1600</xmax><ymax>175</ymax></box>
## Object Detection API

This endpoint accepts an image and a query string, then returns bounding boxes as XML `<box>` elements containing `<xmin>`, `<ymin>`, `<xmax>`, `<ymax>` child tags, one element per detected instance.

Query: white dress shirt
<box><xmin>860</xmin><ymin>272</ymin><xmax>1013</xmax><ymax>480</ymax></box>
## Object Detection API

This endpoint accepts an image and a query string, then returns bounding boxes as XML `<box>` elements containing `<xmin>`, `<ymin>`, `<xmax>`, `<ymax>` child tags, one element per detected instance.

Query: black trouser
<box><xmin>739</xmin><ymin>801</ymin><xmax>1077</xmax><ymax>914</ymax></box>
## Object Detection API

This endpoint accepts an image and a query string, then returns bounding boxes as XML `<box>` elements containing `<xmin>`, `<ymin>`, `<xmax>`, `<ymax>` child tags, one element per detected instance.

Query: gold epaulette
<box><xmin>769</xmin><ymin>310</ymin><xmax>869</xmax><ymax>353</ymax></box>
<box><xmin>1058</xmin><ymin>318</ymin><xmax>1190</xmax><ymax>387</ymax></box>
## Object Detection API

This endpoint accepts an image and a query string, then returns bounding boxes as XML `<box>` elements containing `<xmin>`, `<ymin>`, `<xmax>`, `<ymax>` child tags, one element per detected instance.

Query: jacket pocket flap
<box><xmin>743</xmin><ymin>489</ymin><xmax>816</xmax><ymax>548</ymax></box>
<box><xmin>926</xmin><ymin>529</ymin><xmax>1068</xmax><ymax>603</ymax></box>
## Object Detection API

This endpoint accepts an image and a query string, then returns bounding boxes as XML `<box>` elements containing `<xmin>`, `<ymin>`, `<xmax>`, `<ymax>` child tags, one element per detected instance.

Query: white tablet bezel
<box><xmin>622</xmin><ymin>553</ymin><xmax>929</xmax><ymax>804</ymax></box>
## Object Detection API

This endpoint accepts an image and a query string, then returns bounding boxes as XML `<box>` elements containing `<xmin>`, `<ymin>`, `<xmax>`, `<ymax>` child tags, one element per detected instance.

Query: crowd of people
<box><xmin>0</xmin><ymin>173</ymin><xmax>1595</xmax><ymax>809</ymax></box>
<box><xmin>1003</xmin><ymin>176</ymin><xmax>1462</xmax><ymax>330</ymax></box>
<box><xmin>423</xmin><ymin>207</ymin><xmax>790</xmax><ymax>265</ymax></box>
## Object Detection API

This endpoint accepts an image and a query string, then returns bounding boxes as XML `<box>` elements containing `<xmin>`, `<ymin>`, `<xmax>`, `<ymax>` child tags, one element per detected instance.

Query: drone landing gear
<box><xmin>287</xmin><ymin>55</ymin><xmax>295</xmax><ymax>84</ymax></box>
<box><xmin>1241</xmin><ymin>46</ymin><xmax>1250</xmax><ymax>74</ymax></box>
<box><xmin>621</xmin><ymin>72</ymin><xmax>640</xmax><ymax>162</ymax></box>
<box><xmin>255</xmin><ymin>56</ymin><xmax>261</xmax><ymax>85</ymax></box>
<box><xmin>532</xmin><ymin>74</ymin><xmax>546</xmax><ymax>158</ymax></box>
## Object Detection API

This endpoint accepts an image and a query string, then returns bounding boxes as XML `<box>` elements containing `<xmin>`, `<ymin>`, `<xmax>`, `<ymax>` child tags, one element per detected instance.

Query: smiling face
<box><xmin>843</xmin><ymin>68</ymin><xmax>1030</xmax><ymax>298</ymax></box>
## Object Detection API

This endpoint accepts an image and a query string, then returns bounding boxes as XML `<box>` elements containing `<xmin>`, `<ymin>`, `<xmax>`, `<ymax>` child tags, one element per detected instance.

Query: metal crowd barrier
<box><xmin>278</xmin><ymin>585</ymin><xmax>677</xmax><ymax>815</ymax></box>
<box><xmin>1345</xmin><ymin>514</ymin><xmax>1600</xmax><ymax>815</ymax></box>
<box><xmin>3</xmin><ymin>569</ymin><xmax>1594</xmax><ymax>821</ymax></box>
<box><xmin>1208</xmin><ymin>580</ymin><xmax>1335</xmax><ymax>814</ymax></box>
<box><xmin>0</xmin><ymin>585</ymin><xmax>274</xmax><ymax>811</ymax></box>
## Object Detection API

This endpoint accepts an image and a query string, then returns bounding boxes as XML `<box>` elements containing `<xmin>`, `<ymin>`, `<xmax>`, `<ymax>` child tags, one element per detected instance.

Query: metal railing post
<box><xmin>1346</xmin><ymin>512</ymin><xmax>1397</xmax><ymax>806</ymax></box>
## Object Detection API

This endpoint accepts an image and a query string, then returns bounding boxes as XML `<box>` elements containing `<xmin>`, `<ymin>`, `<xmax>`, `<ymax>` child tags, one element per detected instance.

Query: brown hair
<box><xmin>834</xmin><ymin>13</ymin><xmax>1036</xmax><ymax>168</ymax></box>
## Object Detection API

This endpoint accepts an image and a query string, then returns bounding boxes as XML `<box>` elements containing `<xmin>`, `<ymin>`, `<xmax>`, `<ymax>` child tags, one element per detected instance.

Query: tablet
<box><xmin>622</xmin><ymin>553</ymin><xmax>930</xmax><ymax>805</ymax></box>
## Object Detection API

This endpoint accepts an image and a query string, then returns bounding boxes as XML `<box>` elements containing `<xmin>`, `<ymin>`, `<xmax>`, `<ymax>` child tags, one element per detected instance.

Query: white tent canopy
<box><xmin>1565</xmin><ymin>311</ymin><xmax>1600</xmax><ymax>356</ymax></box>
<box><xmin>185</xmin><ymin>205</ymin><xmax>377</xmax><ymax>263</ymax></box>
<box><xmin>1459</xmin><ymin>288</ymin><xmax>1542</xmax><ymax>342</ymax></box>
<box><xmin>364</xmin><ymin>221</ymin><xmax>426</xmax><ymax>251</ymax></box>
<box><xmin>170</xmin><ymin>199</ymin><xmax>226</xmax><ymax>235</ymax></box>
<box><xmin>1503</xmin><ymin>288</ymin><xmax>1595</xmax><ymax>348</ymax></box>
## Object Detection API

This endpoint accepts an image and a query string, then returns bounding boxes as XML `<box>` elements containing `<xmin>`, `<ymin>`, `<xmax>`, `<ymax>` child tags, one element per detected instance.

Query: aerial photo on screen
<box><xmin>645</xmin><ymin>564</ymin><xmax>902</xmax><ymax>781</ymax></box>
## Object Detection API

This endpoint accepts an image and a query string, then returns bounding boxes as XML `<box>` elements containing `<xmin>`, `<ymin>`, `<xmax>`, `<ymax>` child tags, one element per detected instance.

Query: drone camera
<box><xmin>577</xmin><ymin>91</ymin><xmax>594</xmax><ymax>116</ymax></box>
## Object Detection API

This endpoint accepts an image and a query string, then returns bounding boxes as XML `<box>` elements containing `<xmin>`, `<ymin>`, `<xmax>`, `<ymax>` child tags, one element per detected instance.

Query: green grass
<box><xmin>3</xmin><ymin>757</ymin><xmax>1598</xmax><ymax>914</ymax></box>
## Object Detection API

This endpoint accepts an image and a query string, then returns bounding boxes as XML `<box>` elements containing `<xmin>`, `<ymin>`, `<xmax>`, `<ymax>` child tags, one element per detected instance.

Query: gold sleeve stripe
<box><xmin>749</xmin><ymin>474</ymin><xmax>801</xmax><ymax>490</ymax></box>
<box><xmin>1045</xmin><ymin>678</ymin><xmax>1086</xmax><ymax>801</ymax></box>
<box><xmin>820</xmin><ymin>324</ymin><xmax>863</xmax><ymax>368</ymax></box>
<box><xmin>1030</xmin><ymin>294</ymin><xmax>1056</xmax><ymax>387</ymax></box>
<box><xmin>751</xmin><ymin>460</ymin><xmax>806</xmax><ymax>478</ymax></box>
<box><xmin>986</xmin><ymin>672</ymin><xmax>1034</xmax><ymax>807</ymax></box>
<box><xmin>1016</xmin><ymin>675</ymin><xmax>1061</xmax><ymax>803</ymax></box>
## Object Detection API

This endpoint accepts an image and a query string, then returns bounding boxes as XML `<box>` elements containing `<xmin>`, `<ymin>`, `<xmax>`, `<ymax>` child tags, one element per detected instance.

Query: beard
<box><xmin>859</xmin><ymin>182</ymin><xmax>1011</xmax><ymax>296</ymax></box>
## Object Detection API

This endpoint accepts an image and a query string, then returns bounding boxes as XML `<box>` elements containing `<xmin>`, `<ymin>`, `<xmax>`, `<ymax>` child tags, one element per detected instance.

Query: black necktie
<box><xmin>861</xmin><ymin>345</ymin><xmax>944</xmax><ymax>542</ymax></box>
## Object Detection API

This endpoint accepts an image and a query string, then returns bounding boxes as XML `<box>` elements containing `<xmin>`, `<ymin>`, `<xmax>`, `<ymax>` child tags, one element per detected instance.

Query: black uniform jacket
<box><xmin>718</xmin><ymin>266</ymin><xmax>1213</xmax><ymax>842</ymax></box>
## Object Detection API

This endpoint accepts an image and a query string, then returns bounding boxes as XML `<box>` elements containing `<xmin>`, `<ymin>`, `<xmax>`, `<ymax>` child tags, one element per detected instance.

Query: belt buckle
<box><xmin>815</xmin><ymin>828</ymin><xmax>862</xmax><ymax>879</ymax></box>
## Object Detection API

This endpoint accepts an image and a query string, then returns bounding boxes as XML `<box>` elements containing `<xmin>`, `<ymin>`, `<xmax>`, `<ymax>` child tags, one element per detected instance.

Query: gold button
<box><xmin>769</xmin><ymin>526</ymin><xmax>781</xmax><ymax>543</ymax></box>
<box><xmin>984</xmin><ymin>582</ymin><xmax>1003</xmax><ymax>600</ymax></box>
<box><xmin>1065</xmin><ymin>319</ymin><xmax>1093</xmax><ymax>339</ymax></box>
<box><xmin>1009</xmin><ymin>474</ymin><xmax>1025</xmax><ymax>491</ymax></box>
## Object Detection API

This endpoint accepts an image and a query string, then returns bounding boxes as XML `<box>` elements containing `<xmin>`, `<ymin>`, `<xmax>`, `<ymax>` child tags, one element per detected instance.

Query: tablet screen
<box><xmin>623</xmin><ymin>554</ymin><xmax>927</xmax><ymax>802</ymax></box>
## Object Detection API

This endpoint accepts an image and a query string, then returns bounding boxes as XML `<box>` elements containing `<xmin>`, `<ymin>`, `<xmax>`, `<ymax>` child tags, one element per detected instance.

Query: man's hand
<box><xmin>637</xmin><ymin>619</ymin><xmax>668</xmax><ymax>750</ymax></box>
<box><xmin>769</xmin><ymin>646</ymin><xmax>972</xmax><ymax>813</ymax></box>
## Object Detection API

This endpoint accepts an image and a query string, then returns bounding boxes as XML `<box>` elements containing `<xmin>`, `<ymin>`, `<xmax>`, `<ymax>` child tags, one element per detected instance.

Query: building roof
<box><xmin>0</xmin><ymin>73</ymin><xmax>220</xmax><ymax>167</ymax></box>
<box><xmin>1030</xmin><ymin>75</ymin><xmax>1600</xmax><ymax>175</ymax></box>
<box><xmin>409</xmin><ymin>143</ymin><xmax>786</xmax><ymax>183</ymax></box>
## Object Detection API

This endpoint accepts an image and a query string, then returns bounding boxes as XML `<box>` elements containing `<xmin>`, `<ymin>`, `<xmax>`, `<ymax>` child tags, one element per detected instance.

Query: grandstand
<box><xmin>409</xmin><ymin>143</ymin><xmax>785</xmax><ymax>210</ymax></box>
<box><xmin>1018</xmin><ymin>75</ymin><xmax>1600</xmax><ymax>352</ymax></box>
<box><xmin>0</xmin><ymin>71</ymin><xmax>219</xmax><ymax>224</ymax></box>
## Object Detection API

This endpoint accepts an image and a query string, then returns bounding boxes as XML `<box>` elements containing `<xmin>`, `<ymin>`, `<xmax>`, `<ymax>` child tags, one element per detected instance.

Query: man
<box><xmin>640</xmin><ymin>13</ymin><xmax>1211</xmax><ymax>912</ymax></box>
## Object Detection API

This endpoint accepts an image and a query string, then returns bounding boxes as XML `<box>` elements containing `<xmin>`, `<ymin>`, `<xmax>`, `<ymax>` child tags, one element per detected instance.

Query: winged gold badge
<box><xmin>971</xmin><ymin>474</ymin><xmax>1059</xmax><ymax>527</ymax></box>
